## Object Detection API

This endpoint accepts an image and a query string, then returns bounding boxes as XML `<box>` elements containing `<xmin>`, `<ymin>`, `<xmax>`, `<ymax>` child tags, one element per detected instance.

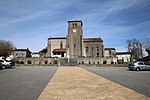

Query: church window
<box><xmin>75</xmin><ymin>23</ymin><xmax>77</xmax><ymax>28</ymax></box>
<box><xmin>74</xmin><ymin>43</ymin><xmax>76</xmax><ymax>48</ymax></box>
<box><xmin>91</xmin><ymin>47</ymin><xmax>94</xmax><ymax>57</ymax></box>
<box><xmin>72</xmin><ymin>23</ymin><xmax>75</xmax><ymax>28</ymax></box>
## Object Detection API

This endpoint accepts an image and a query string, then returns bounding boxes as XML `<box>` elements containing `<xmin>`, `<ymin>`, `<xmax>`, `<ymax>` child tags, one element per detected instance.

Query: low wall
<box><xmin>14</xmin><ymin>57</ymin><xmax>117</xmax><ymax>65</ymax></box>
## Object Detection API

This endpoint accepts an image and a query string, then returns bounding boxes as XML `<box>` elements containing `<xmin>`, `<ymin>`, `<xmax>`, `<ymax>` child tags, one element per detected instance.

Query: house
<box><xmin>104</xmin><ymin>48</ymin><xmax>116</xmax><ymax>57</ymax></box>
<box><xmin>13</xmin><ymin>48</ymin><xmax>31</xmax><ymax>58</ymax></box>
<box><xmin>116</xmin><ymin>52</ymin><xmax>131</xmax><ymax>63</ymax></box>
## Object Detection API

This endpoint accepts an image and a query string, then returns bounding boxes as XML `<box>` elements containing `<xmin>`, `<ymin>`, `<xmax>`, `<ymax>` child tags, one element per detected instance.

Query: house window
<box><xmin>85</xmin><ymin>46</ymin><xmax>88</xmax><ymax>53</ymax></box>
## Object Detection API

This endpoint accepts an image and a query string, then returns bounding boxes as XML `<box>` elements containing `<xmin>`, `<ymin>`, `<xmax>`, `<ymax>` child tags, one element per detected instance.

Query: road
<box><xmin>0</xmin><ymin>66</ymin><xmax>58</xmax><ymax>100</ymax></box>
<box><xmin>84</xmin><ymin>67</ymin><xmax>150</xmax><ymax>97</ymax></box>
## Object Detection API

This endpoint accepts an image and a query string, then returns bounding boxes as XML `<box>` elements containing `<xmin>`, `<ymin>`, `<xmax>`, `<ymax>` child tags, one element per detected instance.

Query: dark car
<box><xmin>128</xmin><ymin>61</ymin><xmax>150</xmax><ymax>71</ymax></box>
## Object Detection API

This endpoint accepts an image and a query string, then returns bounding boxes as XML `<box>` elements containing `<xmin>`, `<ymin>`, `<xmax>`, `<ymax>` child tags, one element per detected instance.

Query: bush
<box><xmin>20</xmin><ymin>61</ymin><xmax>24</xmax><ymax>64</ymax></box>
<box><xmin>93</xmin><ymin>62</ymin><xmax>95</xmax><ymax>64</ymax></box>
<box><xmin>103</xmin><ymin>60</ymin><xmax>107</xmax><ymax>64</ymax></box>
<box><xmin>53</xmin><ymin>60</ymin><xmax>57</xmax><ymax>64</ymax></box>
<box><xmin>89</xmin><ymin>61</ymin><xmax>91</xmax><ymax>64</ymax></box>
<box><xmin>16</xmin><ymin>60</ymin><xmax>19</xmax><ymax>64</ymax></box>
<box><xmin>27</xmin><ymin>60</ymin><xmax>32</xmax><ymax>64</ymax></box>
<box><xmin>45</xmin><ymin>60</ymin><xmax>48</xmax><ymax>64</ymax></box>
<box><xmin>97</xmin><ymin>61</ymin><xmax>99</xmax><ymax>64</ymax></box>
<box><xmin>82</xmin><ymin>61</ymin><xmax>84</xmax><ymax>64</ymax></box>
<box><xmin>111</xmin><ymin>61</ymin><xmax>114</xmax><ymax>64</ymax></box>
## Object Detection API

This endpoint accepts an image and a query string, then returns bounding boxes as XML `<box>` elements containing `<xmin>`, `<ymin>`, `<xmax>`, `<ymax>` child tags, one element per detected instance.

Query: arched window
<box><xmin>72</xmin><ymin>23</ymin><xmax>75</xmax><ymax>28</ymax></box>
<box><xmin>75</xmin><ymin>23</ymin><xmax>77</xmax><ymax>28</ymax></box>
<box><xmin>96</xmin><ymin>46</ymin><xmax>99</xmax><ymax>57</ymax></box>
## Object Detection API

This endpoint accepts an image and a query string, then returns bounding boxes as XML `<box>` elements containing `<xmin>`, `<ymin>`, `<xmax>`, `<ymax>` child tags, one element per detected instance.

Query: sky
<box><xmin>0</xmin><ymin>0</ymin><xmax>150</xmax><ymax>52</ymax></box>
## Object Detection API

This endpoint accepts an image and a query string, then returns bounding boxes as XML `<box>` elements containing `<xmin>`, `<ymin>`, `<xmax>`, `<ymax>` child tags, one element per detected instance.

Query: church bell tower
<box><xmin>67</xmin><ymin>20</ymin><xmax>83</xmax><ymax>58</ymax></box>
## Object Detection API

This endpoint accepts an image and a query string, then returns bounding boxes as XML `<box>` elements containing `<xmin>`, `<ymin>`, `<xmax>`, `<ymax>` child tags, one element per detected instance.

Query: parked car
<box><xmin>0</xmin><ymin>59</ymin><xmax>15</xmax><ymax>69</ymax></box>
<box><xmin>128</xmin><ymin>61</ymin><xmax>150</xmax><ymax>71</ymax></box>
<box><xmin>0</xmin><ymin>62</ymin><xmax>3</xmax><ymax>70</ymax></box>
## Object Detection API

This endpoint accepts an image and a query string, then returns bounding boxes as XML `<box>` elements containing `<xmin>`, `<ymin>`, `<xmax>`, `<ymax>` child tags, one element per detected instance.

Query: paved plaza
<box><xmin>0</xmin><ymin>66</ymin><xmax>150</xmax><ymax>100</ymax></box>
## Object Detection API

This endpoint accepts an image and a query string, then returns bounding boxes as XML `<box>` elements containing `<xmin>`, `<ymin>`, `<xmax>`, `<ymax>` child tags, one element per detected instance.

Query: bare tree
<box><xmin>126</xmin><ymin>38</ymin><xmax>143</xmax><ymax>60</ymax></box>
<box><xmin>142</xmin><ymin>37</ymin><xmax>150</xmax><ymax>56</ymax></box>
<box><xmin>0</xmin><ymin>40</ymin><xmax>15</xmax><ymax>58</ymax></box>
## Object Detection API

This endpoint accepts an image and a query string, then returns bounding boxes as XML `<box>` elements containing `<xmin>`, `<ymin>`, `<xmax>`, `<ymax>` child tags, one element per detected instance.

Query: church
<box><xmin>47</xmin><ymin>20</ymin><xmax>104</xmax><ymax>58</ymax></box>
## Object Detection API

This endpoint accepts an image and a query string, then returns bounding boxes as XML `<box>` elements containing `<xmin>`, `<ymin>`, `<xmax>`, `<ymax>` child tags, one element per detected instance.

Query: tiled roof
<box><xmin>53</xmin><ymin>48</ymin><xmax>66</xmax><ymax>53</ymax></box>
<box><xmin>116</xmin><ymin>52</ymin><xmax>131</xmax><ymax>55</ymax></box>
<box><xmin>105</xmin><ymin>48</ymin><xmax>116</xmax><ymax>50</ymax></box>
<box><xmin>83</xmin><ymin>38</ymin><xmax>103</xmax><ymax>43</ymax></box>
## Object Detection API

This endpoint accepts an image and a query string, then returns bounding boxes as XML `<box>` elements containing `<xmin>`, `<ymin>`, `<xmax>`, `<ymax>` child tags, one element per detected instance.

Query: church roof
<box><xmin>68</xmin><ymin>20</ymin><xmax>83</xmax><ymax>26</ymax></box>
<box><xmin>53</xmin><ymin>48</ymin><xmax>66</xmax><ymax>53</ymax></box>
<box><xmin>48</xmin><ymin>37</ymin><xmax>66</xmax><ymax>40</ymax></box>
<box><xmin>83</xmin><ymin>38</ymin><xmax>103</xmax><ymax>43</ymax></box>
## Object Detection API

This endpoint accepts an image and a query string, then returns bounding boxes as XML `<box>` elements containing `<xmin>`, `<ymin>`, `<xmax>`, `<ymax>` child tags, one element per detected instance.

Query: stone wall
<box><xmin>14</xmin><ymin>57</ymin><xmax>59</xmax><ymax>65</ymax></box>
<box><xmin>77</xmin><ymin>57</ymin><xmax>117</xmax><ymax>64</ymax></box>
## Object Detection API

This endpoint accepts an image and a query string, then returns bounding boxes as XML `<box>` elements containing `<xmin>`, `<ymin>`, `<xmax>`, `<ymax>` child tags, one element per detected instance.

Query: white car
<box><xmin>128</xmin><ymin>61</ymin><xmax>150</xmax><ymax>71</ymax></box>
<box><xmin>0</xmin><ymin>59</ymin><xmax>14</xmax><ymax>69</ymax></box>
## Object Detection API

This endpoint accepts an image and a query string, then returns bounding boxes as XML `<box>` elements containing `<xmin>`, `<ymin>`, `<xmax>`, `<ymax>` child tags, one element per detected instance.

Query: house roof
<box><xmin>105</xmin><ymin>48</ymin><xmax>116</xmax><ymax>50</ymax></box>
<box><xmin>83</xmin><ymin>38</ymin><xmax>103</xmax><ymax>43</ymax></box>
<box><xmin>52</xmin><ymin>48</ymin><xmax>66</xmax><ymax>53</ymax></box>
<box><xmin>39</xmin><ymin>47</ymin><xmax>47</xmax><ymax>53</ymax></box>
<box><xmin>13</xmin><ymin>48</ymin><xmax>30</xmax><ymax>52</ymax></box>
<box><xmin>116</xmin><ymin>52</ymin><xmax>131</xmax><ymax>55</ymax></box>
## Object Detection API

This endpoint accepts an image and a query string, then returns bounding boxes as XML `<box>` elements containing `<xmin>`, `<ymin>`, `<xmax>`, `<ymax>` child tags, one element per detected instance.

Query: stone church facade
<box><xmin>47</xmin><ymin>20</ymin><xmax>104</xmax><ymax>59</ymax></box>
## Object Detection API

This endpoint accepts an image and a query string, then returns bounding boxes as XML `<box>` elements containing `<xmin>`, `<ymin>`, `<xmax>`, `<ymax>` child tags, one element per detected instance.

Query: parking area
<box><xmin>84</xmin><ymin>67</ymin><xmax>150</xmax><ymax>97</ymax></box>
<box><xmin>0</xmin><ymin>66</ymin><xmax>58</xmax><ymax>100</ymax></box>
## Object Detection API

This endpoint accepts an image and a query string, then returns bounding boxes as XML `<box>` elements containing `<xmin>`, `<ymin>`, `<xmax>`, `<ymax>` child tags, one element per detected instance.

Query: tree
<box><xmin>126</xmin><ymin>38</ymin><xmax>143</xmax><ymax>60</ymax></box>
<box><xmin>142</xmin><ymin>37</ymin><xmax>150</xmax><ymax>56</ymax></box>
<box><xmin>0</xmin><ymin>40</ymin><xmax>15</xmax><ymax>58</ymax></box>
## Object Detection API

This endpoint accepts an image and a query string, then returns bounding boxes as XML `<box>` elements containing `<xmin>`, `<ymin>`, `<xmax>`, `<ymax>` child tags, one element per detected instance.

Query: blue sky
<box><xmin>0</xmin><ymin>0</ymin><xmax>150</xmax><ymax>52</ymax></box>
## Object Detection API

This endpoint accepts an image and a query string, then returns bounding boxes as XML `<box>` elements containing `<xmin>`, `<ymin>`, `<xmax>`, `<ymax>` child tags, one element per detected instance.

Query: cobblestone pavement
<box><xmin>38</xmin><ymin>67</ymin><xmax>150</xmax><ymax>100</ymax></box>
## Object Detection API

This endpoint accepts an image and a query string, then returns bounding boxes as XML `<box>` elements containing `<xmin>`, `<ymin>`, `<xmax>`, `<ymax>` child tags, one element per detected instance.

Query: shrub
<box><xmin>27</xmin><ymin>60</ymin><xmax>32</xmax><ymax>64</ymax></box>
<box><xmin>16</xmin><ymin>60</ymin><xmax>19</xmax><ymax>64</ymax></box>
<box><xmin>89</xmin><ymin>61</ymin><xmax>91</xmax><ymax>64</ymax></box>
<box><xmin>20</xmin><ymin>61</ymin><xmax>24</xmax><ymax>64</ymax></box>
<box><xmin>93</xmin><ymin>62</ymin><xmax>95</xmax><ymax>64</ymax></box>
<box><xmin>97</xmin><ymin>61</ymin><xmax>99</xmax><ymax>64</ymax></box>
<box><xmin>82</xmin><ymin>61</ymin><xmax>84</xmax><ymax>64</ymax></box>
<box><xmin>53</xmin><ymin>60</ymin><xmax>57</xmax><ymax>64</ymax></box>
<box><xmin>45</xmin><ymin>60</ymin><xmax>48</xmax><ymax>64</ymax></box>
<box><xmin>103</xmin><ymin>60</ymin><xmax>107</xmax><ymax>64</ymax></box>
<box><xmin>111</xmin><ymin>61</ymin><xmax>114</xmax><ymax>64</ymax></box>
